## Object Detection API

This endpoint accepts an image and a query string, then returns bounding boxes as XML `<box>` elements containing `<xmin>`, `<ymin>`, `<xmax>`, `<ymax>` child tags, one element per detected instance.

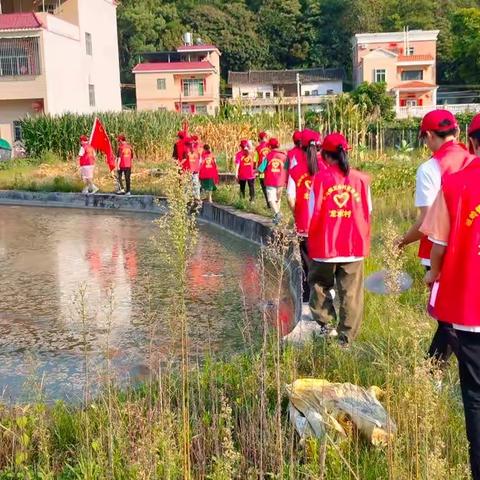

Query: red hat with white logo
<box><xmin>268</xmin><ymin>138</ymin><xmax>280</xmax><ymax>149</ymax></box>
<box><xmin>420</xmin><ymin>109</ymin><xmax>458</xmax><ymax>134</ymax></box>
<box><xmin>258</xmin><ymin>131</ymin><xmax>268</xmax><ymax>140</ymax></box>
<box><xmin>468</xmin><ymin>113</ymin><xmax>480</xmax><ymax>136</ymax></box>
<box><xmin>301</xmin><ymin>129</ymin><xmax>321</xmax><ymax>148</ymax></box>
<box><xmin>240</xmin><ymin>139</ymin><xmax>249</xmax><ymax>149</ymax></box>
<box><xmin>321</xmin><ymin>133</ymin><xmax>351</xmax><ymax>153</ymax></box>
<box><xmin>292</xmin><ymin>130</ymin><xmax>302</xmax><ymax>143</ymax></box>
<box><xmin>177</xmin><ymin>131</ymin><xmax>186</xmax><ymax>139</ymax></box>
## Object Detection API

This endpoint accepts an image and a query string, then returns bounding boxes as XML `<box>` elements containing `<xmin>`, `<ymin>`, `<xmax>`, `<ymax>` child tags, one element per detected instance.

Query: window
<box><xmin>326</xmin><ymin>89</ymin><xmax>334</xmax><ymax>95</ymax></box>
<box><xmin>85</xmin><ymin>32</ymin><xmax>92</xmax><ymax>56</ymax></box>
<box><xmin>0</xmin><ymin>38</ymin><xmax>40</xmax><ymax>76</ymax></box>
<box><xmin>265</xmin><ymin>92</ymin><xmax>271</xmax><ymax>98</ymax></box>
<box><xmin>13</xmin><ymin>121</ymin><xmax>22</xmax><ymax>142</ymax></box>
<box><xmin>406</xmin><ymin>99</ymin><xmax>417</xmax><ymax>107</ymax></box>
<box><xmin>89</xmin><ymin>84</ymin><xmax>95</xmax><ymax>107</ymax></box>
<box><xmin>304</xmin><ymin>91</ymin><xmax>311</xmax><ymax>96</ymax></box>
<box><xmin>401</xmin><ymin>70</ymin><xmax>423</xmax><ymax>81</ymax></box>
<box><xmin>196</xmin><ymin>105</ymin><xmax>207</xmax><ymax>114</ymax></box>
<box><xmin>183</xmin><ymin>79</ymin><xmax>204</xmax><ymax>97</ymax></box>
<box><xmin>374</xmin><ymin>69</ymin><xmax>386</xmax><ymax>83</ymax></box>
<box><xmin>256</xmin><ymin>91</ymin><xmax>263</xmax><ymax>98</ymax></box>
<box><xmin>312</xmin><ymin>90</ymin><xmax>319</xmax><ymax>96</ymax></box>
<box><xmin>241</xmin><ymin>92</ymin><xmax>249</xmax><ymax>97</ymax></box>
<box><xmin>157</xmin><ymin>78</ymin><xmax>166</xmax><ymax>90</ymax></box>
<box><xmin>407</xmin><ymin>46</ymin><xmax>415</xmax><ymax>55</ymax></box>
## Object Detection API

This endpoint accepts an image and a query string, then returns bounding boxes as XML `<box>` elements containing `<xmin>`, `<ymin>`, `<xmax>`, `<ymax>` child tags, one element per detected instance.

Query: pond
<box><xmin>0</xmin><ymin>206</ymin><xmax>294</xmax><ymax>402</ymax></box>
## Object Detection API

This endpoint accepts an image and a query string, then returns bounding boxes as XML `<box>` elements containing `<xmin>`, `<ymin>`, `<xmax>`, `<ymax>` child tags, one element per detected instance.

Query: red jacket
<box><xmin>264</xmin><ymin>149</ymin><xmax>287</xmax><ymax>187</ymax></box>
<box><xmin>429</xmin><ymin>158</ymin><xmax>480</xmax><ymax>326</ymax></box>
<box><xmin>199</xmin><ymin>152</ymin><xmax>219</xmax><ymax>183</ymax></box>
<box><xmin>289</xmin><ymin>152</ymin><xmax>312</xmax><ymax>235</ymax></box>
<box><xmin>236</xmin><ymin>150</ymin><xmax>256</xmax><ymax>181</ymax></box>
<box><xmin>418</xmin><ymin>141</ymin><xmax>474</xmax><ymax>260</ymax></box>
<box><xmin>118</xmin><ymin>142</ymin><xmax>133</xmax><ymax>169</ymax></box>
<box><xmin>308</xmin><ymin>165</ymin><xmax>371</xmax><ymax>259</ymax></box>
<box><xmin>79</xmin><ymin>144</ymin><xmax>95</xmax><ymax>166</ymax></box>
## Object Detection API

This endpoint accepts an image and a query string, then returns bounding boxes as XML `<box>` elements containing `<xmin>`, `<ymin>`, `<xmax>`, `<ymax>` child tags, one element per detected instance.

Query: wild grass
<box><xmin>0</xmin><ymin>148</ymin><xmax>471</xmax><ymax>479</ymax></box>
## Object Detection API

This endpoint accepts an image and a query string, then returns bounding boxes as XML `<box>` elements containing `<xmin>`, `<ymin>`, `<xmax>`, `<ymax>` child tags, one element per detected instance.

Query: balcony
<box><xmin>396</xmin><ymin>104</ymin><xmax>480</xmax><ymax>119</ymax></box>
<box><xmin>228</xmin><ymin>95</ymin><xmax>336</xmax><ymax>107</ymax></box>
<box><xmin>396</xmin><ymin>54</ymin><xmax>435</xmax><ymax>66</ymax></box>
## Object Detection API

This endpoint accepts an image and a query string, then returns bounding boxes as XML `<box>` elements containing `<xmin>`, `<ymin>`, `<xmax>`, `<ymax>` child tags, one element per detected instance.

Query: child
<box><xmin>235</xmin><ymin>139</ymin><xmax>256</xmax><ymax>201</ymax></box>
<box><xmin>199</xmin><ymin>144</ymin><xmax>219</xmax><ymax>203</ymax></box>
<box><xmin>78</xmin><ymin>135</ymin><xmax>99</xmax><ymax>194</ymax></box>
<box><xmin>116</xmin><ymin>134</ymin><xmax>134</xmax><ymax>195</ymax></box>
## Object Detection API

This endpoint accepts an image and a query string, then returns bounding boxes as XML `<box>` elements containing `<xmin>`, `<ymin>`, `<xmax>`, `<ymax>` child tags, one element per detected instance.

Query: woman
<box><xmin>308</xmin><ymin>133</ymin><xmax>371</xmax><ymax>346</ymax></box>
<box><xmin>255</xmin><ymin>131</ymin><xmax>271</xmax><ymax>208</ymax></box>
<box><xmin>78</xmin><ymin>135</ymin><xmax>99</xmax><ymax>194</ymax></box>
<box><xmin>199</xmin><ymin>144</ymin><xmax>219</xmax><ymax>203</ymax></box>
<box><xmin>287</xmin><ymin>129</ymin><xmax>323</xmax><ymax>316</ymax></box>
<box><xmin>262</xmin><ymin>138</ymin><xmax>287</xmax><ymax>224</ymax></box>
<box><xmin>235</xmin><ymin>139</ymin><xmax>256</xmax><ymax>201</ymax></box>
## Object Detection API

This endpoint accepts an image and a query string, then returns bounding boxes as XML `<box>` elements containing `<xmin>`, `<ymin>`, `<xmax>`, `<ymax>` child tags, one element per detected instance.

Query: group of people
<box><xmin>78</xmin><ymin>134</ymin><xmax>134</xmax><ymax>195</ymax></box>
<box><xmin>172</xmin><ymin>131</ymin><xmax>219</xmax><ymax>203</ymax></box>
<box><xmin>273</xmin><ymin>110</ymin><xmax>480</xmax><ymax>480</ymax></box>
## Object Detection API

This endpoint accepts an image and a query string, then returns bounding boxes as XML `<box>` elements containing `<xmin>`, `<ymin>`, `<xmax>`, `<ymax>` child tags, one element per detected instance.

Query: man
<box><xmin>398</xmin><ymin>110</ymin><xmax>474</xmax><ymax>365</ymax></box>
<box><xmin>116</xmin><ymin>134</ymin><xmax>134</xmax><ymax>195</ymax></box>
<box><xmin>78</xmin><ymin>135</ymin><xmax>99</xmax><ymax>194</ymax></box>
<box><xmin>421</xmin><ymin>113</ymin><xmax>480</xmax><ymax>480</ymax></box>
<box><xmin>173</xmin><ymin>130</ymin><xmax>186</xmax><ymax>164</ymax></box>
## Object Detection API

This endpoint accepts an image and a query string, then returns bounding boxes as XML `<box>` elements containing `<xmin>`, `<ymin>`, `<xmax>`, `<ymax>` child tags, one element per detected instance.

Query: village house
<box><xmin>228</xmin><ymin>67</ymin><xmax>344</xmax><ymax>114</ymax></box>
<box><xmin>133</xmin><ymin>35</ymin><xmax>221</xmax><ymax>115</ymax></box>
<box><xmin>0</xmin><ymin>0</ymin><xmax>122</xmax><ymax>146</ymax></box>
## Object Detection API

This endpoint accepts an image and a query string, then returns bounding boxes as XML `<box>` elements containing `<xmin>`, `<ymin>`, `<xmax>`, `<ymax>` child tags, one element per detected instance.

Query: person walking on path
<box><xmin>421</xmin><ymin>113</ymin><xmax>480</xmax><ymax>480</ymax></box>
<box><xmin>287</xmin><ymin>129</ymin><xmax>323</xmax><ymax>317</ymax></box>
<box><xmin>255</xmin><ymin>131</ymin><xmax>271</xmax><ymax>208</ymax></box>
<box><xmin>235</xmin><ymin>139</ymin><xmax>256</xmax><ymax>202</ymax></box>
<box><xmin>307</xmin><ymin>133</ymin><xmax>372</xmax><ymax>347</ymax></box>
<box><xmin>261</xmin><ymin>138</ymin><xmax>287</xmax><ymax>224</ymax></box>
<box><xmin>199</xmin><ymin>144</ymin><xmax>219</xmax><ymax>203</ymax></box>
<box><xmin>186</xmin><ymin>138</ymin><xmax>201</xmax><ymax>201</ymax></box>
<box><xmin>173</xmin><ymin>130</ymin><xmax>186</xmax><ymax>164</ymax></box>
<box><xmin>398</xmin><ymin>110</ymin><xmax>475</xmax><ymax>366</ymax></box>
<box><xmin>78</xmin><ymin>135</ymin><xmax>99</xmax><ymax>194</ymax></box>
<box><xmin>287</xmin><ymin>130</ymin><xmax>303</xmax><ymax>172</ymax></box>
<box><xmin>116</xmin><ymin>134</ymin><xmax>134</xmax><ymax>195</ymax></box>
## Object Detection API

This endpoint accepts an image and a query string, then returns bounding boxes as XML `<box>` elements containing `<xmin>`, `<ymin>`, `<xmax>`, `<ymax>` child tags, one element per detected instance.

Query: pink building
<box><xmin>0</xmin><ymin>0</ymin><xmax>122</xmax><ymax>147</ymax></box>
<box><xmin>133</xmin><ymin>39</ymin><xmax>221</xmax><ymax>115</ymax></box>
<box><xmin>352</xmin><ymin>30</ymin><xmax>439</xmax><ymax>109</ymax></box>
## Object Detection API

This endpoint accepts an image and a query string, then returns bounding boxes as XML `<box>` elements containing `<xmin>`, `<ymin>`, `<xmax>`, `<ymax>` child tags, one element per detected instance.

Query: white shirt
<box><xmin>286</xmin><ymin>155</ymin><xmax>300</xmax><ymax>202</ymax></box>
<box><xmin>415</xmin><ymin>158</ymin><xmax>441</xmax><ymax>266</ymax></box>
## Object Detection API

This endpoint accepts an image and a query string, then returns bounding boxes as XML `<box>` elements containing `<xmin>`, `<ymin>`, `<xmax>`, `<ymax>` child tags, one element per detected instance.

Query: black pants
<box><xmin>239</xmin><ymin>179</ymin><xmax>255</xmax><ymax>201</ymax></box>
<box><xmin>425</xmin><ymin>266</ymin><xmax>459</xmax><ymax>364</ymax></box>
<box><xmin>299</xmin><ymin>237</ymin><xmax>311</xmax><ymax>303</ymax></box>
<box><xmin>118</xmin><ymin>168</ymin><xmax>131</xmax><ymax>193</ymax></box>
<box><xmin>457</xmin><ymin>330</ymin><xmax>480</xmax><ymax>480</ymax></box>
<box><xmin>259</xmin><ymin>178</ymin><xmax>270</xmax><ymax>208</ymax></box>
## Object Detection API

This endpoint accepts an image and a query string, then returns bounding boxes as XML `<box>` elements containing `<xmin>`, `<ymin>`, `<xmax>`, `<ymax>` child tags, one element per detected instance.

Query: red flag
<box><xmin>90</xmin><ymin>117</ymin><xmax>115</xmax><ymax>168</ymax></box>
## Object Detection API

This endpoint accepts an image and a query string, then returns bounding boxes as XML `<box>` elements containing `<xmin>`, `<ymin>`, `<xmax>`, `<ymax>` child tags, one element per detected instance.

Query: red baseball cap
<box><xmin>301</xmin><ymin>129</ymin><xmax>321</xmax><ymax>148</ymax></box>
<box><xmin>80</xmin><ymin>135</ymin><xmax>88</xmax><ymax>142</ymax></box>
<box><xmin>321</xmin><ymin>133</ymin><xmax>350</xmax><ymax>153</ymax></box>
<box><xmin>240</xmin><ymin>139</ymin><xmax>249</xmax><ymax>149</ymax></box>
<box><xmin>420</xmin><ymin>109</ymin><xmax>458</xmax><ymax>134</ymax></box>
<box><xmin>468</xmin><ymin>113</ymin><xmax>480</xmax><ymax>136</ymax></box>
<box><xmin>292</xmin><ymin>130</ymin><xmax>302</xmax><ymax>143</ymax></box>
<box><xmin>268</xmin><ymin>138</ymin><xmax>280</xmax><ymax>149</ymax></box>
<box><xmin>117</xmin><ymin>134</ymin><xmax>126</xmax><ymax>142</ymax></box>
<box><xmin>258</xmin><ymin>131</ymin><xmax>268</xmax><ymax>140</ymax></box>
<box><xmin>191</xmin><ymin>134</ymin><xmax>199</xmax><ymax>142</ymax></box>
<box><xmin>177</xmin><ymin>131</ymin><xmax>185</xmax><ymax>139</ymax></box>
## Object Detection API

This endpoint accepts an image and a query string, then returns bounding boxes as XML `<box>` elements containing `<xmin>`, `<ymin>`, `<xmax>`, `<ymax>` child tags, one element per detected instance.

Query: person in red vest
<box><xmin>173</xmin><ymin>130</ymin><xmax>186</xmax><ymax>164</ymax></box>
<box><xmin>421</xmin><ymin>114</ymin><xmax>480</xmax><ymax>480</ymax></box>
<box><xmin>261</xmin><ymin>138</ymin><xmax>287</xmax><ymax>224</ymax></box>
<box><xmin>286</xmin><ymin>130</ymin><xmax>303</xmax><ymax>171</ymax></box>
<box><xmin>287</xmin><ymin>129</ymin><xmax>323</xmax><ymax>316</ymax></box>
<box><xmin>235</xmin><ymin>139</ymin><xmax>256</xmax><ymax>201</ymax></box>
<box><xmin>199</xmin><ymin>144</ymin><xmax>219</xmax><ymax>203</ymax></box>
<box><xmin>116</xmin><ymin>134</ymin><xmax>134</xmax><ymax>195</ymax></box>
<box><xmin>308</xmin><ymin>133</ymin><xmax>371</xmax><ymax>346</ymax></box>
<box><xmin>78</xmin><ymin>135</ymin><xmax>99</xmax><ymax>194</ymax></box>
<box><xmin>255</xmin><ymin>131</ymin><xmax>271</xmax><ymax>208</ymax></box>
<box><xmin>185</xmin><ymin>137</ymin><xmax>201</xmax><ymax>200</ymax></box>
<box><xmin>398</xmin><ymin>110</ymin><xmax>475</xmax><ymax>366</ymax></box>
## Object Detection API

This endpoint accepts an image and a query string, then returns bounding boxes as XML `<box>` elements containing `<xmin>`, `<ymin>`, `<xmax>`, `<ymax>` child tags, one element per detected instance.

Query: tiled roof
<box><xmin>133</xmin><ymin>61</ymin><xmax>216</xmax><ymax>73</ymax></box>
<box><xmin>0</xmin><ymin>12</ymin><xmax>42</xmax><ymax>31</ymax></box>
<box><xmin>228</xmin><ymin>68</ymin><xmax>344</xmax><ymax>85</ymax></box>
<box><xmin>393</xmin><ymin>81</ymin><xmax>437</xmax><ymax>89</ymax></box>
<box><xmin>177</xmin><ymin>44</ymin><xmax>218</xmax><ymax>52</ymax></box>
<box><xmin>398</xmin><ymin>54</ymin><xmax>434</xmax><ymax>62</ymax></box>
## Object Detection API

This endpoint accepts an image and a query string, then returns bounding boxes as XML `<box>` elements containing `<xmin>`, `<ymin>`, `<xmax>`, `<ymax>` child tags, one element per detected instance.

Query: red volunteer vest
<box><xmin>118</xmin><ymin>143</ymin><xmax>133</xmax><ymax>169</ymax></box>
<box><xmin>236</xmin><ymin>150</ymin><xmax>256</xmax><ymax>180</ymax></box>
<box><xmin>187</xmin><ymin>151</ymin><xmax>200</xmax><ymax>173</ymax></box>
<box><xmin>289</xmin><ymin>153</ymin><xmax>312</xmax><ymax>235</ymax></box>
<box><xmin>199</xmin><ymin>152</ymin><xmax>219</xmax><ymax>182</ymax></box>
<box><xmin>287</xmin><ymin>146</ymin><xmax>303</xmax><ymax>170</ymax></box>
<box><xmin>79</xmin><ymin>145</ymin><xmax>95</xmax><ymax>166</ymax></box>
<box><xmin>430</xmin><ymin>158</ymin><xmax>480</xmax><ymax>326</ymax></box>
<box><xmin>175</xmin><ymin>140</ymin><xmax>186</xmax><ymax>161</ymax></box>
<box><xmin>264</xmin><ymin>150</ymin><xmax>287</xmax><ymax>187</ymax></box>
<box><xmin>308</xmin><ymin>165</ymin><xmax>371</xmax><ymax>259</ymax></box>
<box><xmin>419</xmin><ymin>141</ymin><xmax>474</xmax><ymax>260</ymax></box>
<box><xmin>256</xmin><ymin>142</ymin><xmax>270</xmax><ymax>168</ymax></box>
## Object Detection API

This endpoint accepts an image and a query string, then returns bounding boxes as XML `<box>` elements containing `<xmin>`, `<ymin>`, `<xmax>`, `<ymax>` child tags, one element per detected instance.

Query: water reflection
<box><xmin>0</xmin><ymin>206</ymin><xmax>293</xmax><ymax>402</ymax></box>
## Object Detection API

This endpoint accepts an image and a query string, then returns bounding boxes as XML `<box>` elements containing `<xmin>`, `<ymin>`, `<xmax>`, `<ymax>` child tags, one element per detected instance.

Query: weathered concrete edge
<box><xmin>0</xmin><ymin>190</ymin><xmax>168</xmax><ymax>214</ymax></box>
<box><xmin>199</xmin><ymin>202</ymin><xmax>303</xmax><ymax>323</ymax></box>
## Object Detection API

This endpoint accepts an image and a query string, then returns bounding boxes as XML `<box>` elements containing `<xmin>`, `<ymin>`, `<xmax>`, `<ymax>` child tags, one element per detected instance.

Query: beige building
<box><xmin>352</xmin><ymin>30</ymin><xmax>439</xmax><ymax>110</ymax></box>
<box><xmin>133</xmin><ymin>41</ymin><xmax>221</xmax><ymax>115</ymax></box>
<box><xmin>0</xmin><ymin>0</ymin><xmax>122</xmax><ymax>146</ymax></box>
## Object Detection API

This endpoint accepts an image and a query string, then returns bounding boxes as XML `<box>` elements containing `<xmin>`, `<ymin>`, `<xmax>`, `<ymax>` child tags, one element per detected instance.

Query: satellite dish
<box><xmin>365</xmin><ymin>269</ymin><xmax>413</xmax><ymax>295</ymax></box>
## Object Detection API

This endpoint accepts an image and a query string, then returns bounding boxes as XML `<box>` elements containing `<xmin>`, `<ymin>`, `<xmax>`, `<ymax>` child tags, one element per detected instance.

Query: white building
<box><xmin>0</xmin><ymin>0</ymin><xmax>122</xmax><ymax>146</ymax></box>
<box><xmin>228</xmin><ymin>68</ymin><xmax>344</xmax><ymax>113</ymax></box>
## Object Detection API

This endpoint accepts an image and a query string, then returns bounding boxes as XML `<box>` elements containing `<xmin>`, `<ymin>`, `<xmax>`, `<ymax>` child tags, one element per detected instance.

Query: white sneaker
<box><xmin>125</xmin><ymin>191</ymin><xmax>131</xmax><ymax>196</ymax></box>
<box><xmin>82</xmin><ymin>187</ymin><xmax>89</xmax><ymax>194</ymax></box>
<box><xmin>301</xmin><ymin>302</ymin><xmax>313</xmax><ymax>320</ymax></box>
<box><xmin>91</xmin><ymin>185</ymin><xmax>99</xmax><ymax>194</ymax></box>
<box><xmin>117</xmin><ymin>189</ymin><xmax>125</xmax><ymax>195</ymax></box>
<box><xmin>329</xmin><ymin>289</ymin><xmax>336</xmax><ymax>300</ymax></box>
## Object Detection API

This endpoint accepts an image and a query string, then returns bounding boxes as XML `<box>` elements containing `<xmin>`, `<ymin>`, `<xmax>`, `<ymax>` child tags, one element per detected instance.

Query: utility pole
<box><xmin>296</xmin><ymin>73</ymin><xmax>302</xmax><ymax>131</ymax></box>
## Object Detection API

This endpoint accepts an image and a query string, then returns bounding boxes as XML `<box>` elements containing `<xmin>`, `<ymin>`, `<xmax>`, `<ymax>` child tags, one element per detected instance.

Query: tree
<box><xmin>350</xmin><ymin>82</ymin><xmax>395</xmax><ymax>121</ymax></box>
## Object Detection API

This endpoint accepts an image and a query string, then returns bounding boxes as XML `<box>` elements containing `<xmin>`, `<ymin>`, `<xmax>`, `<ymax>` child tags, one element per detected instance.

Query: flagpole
<box><xmin>89</xmin><ymin>117</ymin><xmax>98</xmax><ymax>144</ymax></box>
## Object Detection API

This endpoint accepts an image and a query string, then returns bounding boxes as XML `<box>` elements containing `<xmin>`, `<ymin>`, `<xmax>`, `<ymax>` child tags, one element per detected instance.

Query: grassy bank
<box><xmin>0</xmin><ymin>150</ymin><xmax>471</xmax><ymax>479</ymax></box>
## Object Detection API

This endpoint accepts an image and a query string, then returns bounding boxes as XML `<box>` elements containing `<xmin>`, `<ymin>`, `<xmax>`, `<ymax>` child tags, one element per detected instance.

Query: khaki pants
<box><xmin>308</xmin><ymin>260</ymin><xmax>364</xmax><ymax>341</ymax></box>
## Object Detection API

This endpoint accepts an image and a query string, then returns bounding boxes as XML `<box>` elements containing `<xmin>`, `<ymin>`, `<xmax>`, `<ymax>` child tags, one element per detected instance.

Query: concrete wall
<box><xmin>0</xmin><ymin>99</ymin><xmax>38</xmax><ymax>144</ymax></box>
